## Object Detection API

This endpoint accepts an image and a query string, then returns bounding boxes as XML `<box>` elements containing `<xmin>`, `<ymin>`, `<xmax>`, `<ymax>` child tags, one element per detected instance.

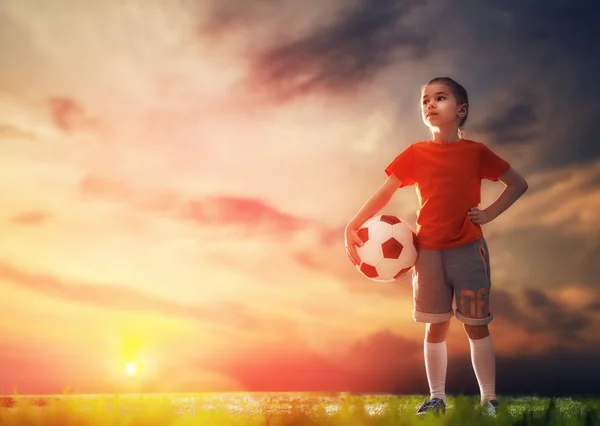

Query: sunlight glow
<box><xmin>125</xmin><ymin>362</ymin><xmax>137</xmax><ymax>376</ymax></box>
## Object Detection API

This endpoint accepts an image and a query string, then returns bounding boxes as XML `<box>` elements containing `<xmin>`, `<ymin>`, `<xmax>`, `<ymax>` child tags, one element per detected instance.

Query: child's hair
<box><xmin>424</xmin><ymin>77</ymin><xmax>469</xmax><ymax>139</ymax></box>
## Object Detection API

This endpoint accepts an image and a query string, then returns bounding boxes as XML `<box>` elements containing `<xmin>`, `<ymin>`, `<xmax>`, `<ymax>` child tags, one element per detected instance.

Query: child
<box><xmin>345</xmin><ymin>77</ymin><xmax>528</xmax><ymax>417</ymax></box>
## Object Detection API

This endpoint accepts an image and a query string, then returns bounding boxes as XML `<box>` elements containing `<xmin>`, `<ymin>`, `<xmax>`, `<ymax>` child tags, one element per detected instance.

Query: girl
<box><xmin>345</xmin><ymin>77</ymin><xmax>528</xmax><ymax>417</ymax></box>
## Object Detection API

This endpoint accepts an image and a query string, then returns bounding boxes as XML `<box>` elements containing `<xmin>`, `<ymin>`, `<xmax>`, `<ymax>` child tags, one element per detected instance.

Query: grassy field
<box><xmin>0</xmin><ymin>393</ymin><xmax>599</xmax><ymax>425</ymax></box>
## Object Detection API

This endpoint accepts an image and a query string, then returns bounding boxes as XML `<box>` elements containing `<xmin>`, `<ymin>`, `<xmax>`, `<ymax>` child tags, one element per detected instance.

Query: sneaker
<box><xmin>416</xmin><ymin>397</ymin><xmax>446</xmax><ymax>416</ymax></box>
<box><xmin>481</xmin><ymin>399</ymin><xmax>499</xmax><ymax>417</ymax></box>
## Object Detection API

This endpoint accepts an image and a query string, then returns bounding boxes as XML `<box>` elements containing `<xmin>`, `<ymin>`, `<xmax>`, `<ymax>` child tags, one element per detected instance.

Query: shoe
<box><xmin>481</xmin><ymin>399</ymin><xmax>499</xmax><ymax>417</ymax></box>
<box><xmin>416</xmin><ymin>397</ymin><xmax>446</xmax><ymax>416</ymax></box>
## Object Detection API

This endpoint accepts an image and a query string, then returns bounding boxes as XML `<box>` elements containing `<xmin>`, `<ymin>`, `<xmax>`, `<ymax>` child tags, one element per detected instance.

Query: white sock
<box><xmin>469</xmin><ymin>335</ymin><xmax>496</xmax><ymax>402</ymax></box>
<box><xmin>424</xmin><ymin>340</ymin><xmax>447</xmax><ymax>402</ymax></box>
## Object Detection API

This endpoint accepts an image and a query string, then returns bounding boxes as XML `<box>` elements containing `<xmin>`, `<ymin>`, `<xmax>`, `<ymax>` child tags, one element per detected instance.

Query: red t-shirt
<box><xmin>385</xmin><ymin>140</ymin><xmax>510</xmax><ymax>250</ymax></box>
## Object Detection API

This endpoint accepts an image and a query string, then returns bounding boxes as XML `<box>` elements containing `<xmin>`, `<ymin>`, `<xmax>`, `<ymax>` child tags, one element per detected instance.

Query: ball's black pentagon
<box><xmin>359</xmin><ymin>263</ymin><xmax>378</xmax><ymax>278</ymax></box>
<box><xmin>380</xmin><ymin>215</ymin><xmax>401</xmax><ymax>225</ymax></box>
<box><xmin>357</xmin><ymin>227</ymin><xmax>369</xmax><ymax>243</ymax></box>
<box><xmin>382</xmin><ymin>238</ymin><xmax>403</xmax><ymax>259</ymax></box>
<box><xmin>394</xmin><ymin>265</ymin><xmax>413</xmax><ymax>279</ymax></box>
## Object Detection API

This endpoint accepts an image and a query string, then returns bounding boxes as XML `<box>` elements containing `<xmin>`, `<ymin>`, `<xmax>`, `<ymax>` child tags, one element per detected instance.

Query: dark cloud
<box><xmin>491</xmin><ymin>286</ymin><xmax>595</xmax><ymax>343</ymax></box>
<box><xmin>523</xmin><ymin>289</ymin><xmax>592</xmax><ymax>338</ymax></box>
<box><xmin>489</xmin><ymin>228</ymin><xmax>600</xmax><ymax>294</ymax></box>
<box><xmin>494</xmin><ymin>344</ymin><xmax>600</xmax><ymax>397</ymax></box>
<box><xmin>244</xmin><ymin>0</ymin><xmax>430</xmax><ymax>102</ymax></box>
<box><xmin>431</xmin><ymin>0</ymin><xmax>600</xmax><ymax>168</ymax></box>
<box><xmin>473</xmin><ymin>102</ymin><xmax>539</xmax><ymax>146</ymax></box>
<box><xmin>205</xmin><ymin>326</ymin><xmax>600</xmax><ymax>396</ymax></box>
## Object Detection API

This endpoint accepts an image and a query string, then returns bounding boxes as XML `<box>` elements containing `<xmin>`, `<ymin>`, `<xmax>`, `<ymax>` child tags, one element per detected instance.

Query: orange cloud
<box><xmin>78</xmin><ymin>174</ymin><xmax>311</xmax><ymax>234</ymax></box>
<box><xmin>0</xmin><ymin>123</ymin><xmax>35</xmax><ymax>140</ymax></box>
<box><xmin>0</xmin><ymin>260</ymin><xmax>262</xmax><ymax>331</ymax></box>
<box><xmin>10</xmin><ymin>211</ymin><xmax>51</xmax><ymax>226</ymax></box>
<box><xmin>48</xmin><ymin>97</ymin><xmax>99</xmax><ymax>132</ymax></box>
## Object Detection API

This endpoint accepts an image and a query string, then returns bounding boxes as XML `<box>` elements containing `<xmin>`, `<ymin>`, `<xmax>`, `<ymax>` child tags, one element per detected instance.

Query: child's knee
<box><xmin>463</xmin><ymin>323</ymin><xmax>490</xmax><ymax>339</ymax></box>
<box><xmin>425</xmin><ymin>319</ymin><xmax>451</xmax><ymax>342</ymax></box>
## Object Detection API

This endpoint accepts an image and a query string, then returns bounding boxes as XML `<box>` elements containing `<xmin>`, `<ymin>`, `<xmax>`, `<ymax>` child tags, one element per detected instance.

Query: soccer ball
<box><xmin>355</xmin><ymin>215</ymin><xmax>418</xmax><ymax>282</ymax></box>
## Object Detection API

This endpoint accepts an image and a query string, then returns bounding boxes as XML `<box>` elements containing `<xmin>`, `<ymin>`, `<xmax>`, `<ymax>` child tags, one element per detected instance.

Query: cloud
<box><xmin>10</xmin><ymin>211</ymin><xmax>51</xmax><ymax>226</ymax></box>
<box><xmin>183</xmin><ymin>197</ymin><xmax>305</xmax><ymax>233</ymax></box>
<box><xmin>79</xmin><ymin>175</ymin><xmax>309</xmax><ymax>235</ymax></box>
<box><xmin>48</xmin><ymin>97</ymin><xmax>99</xmax><ymax>132</ymax></box>
<box><xmin>204</xmin><ymin>323</ymin><xmax>600</xmax><ymax>395</ymax></box>
<box><xmin>243</xmin><ymin>0</ymin><xmax>431</xmax><ymax>103</ymax></box>
<box><xmin>473</xmin><ymin>101</ymin><xmax>539</xmax><ymax>145</ymax></box>
<box><xmin>0</xmin><ymin>260</ymin><xmax>263</xmax><ymax>331</ymax></box>
<box><xmin>206</xmin><ymin>328</ymin><xmax>424</xmax><ymax>392</ymax></box>
<box><xmin>494</xmin><ymin>344</ymin><xmax>600</xmax><ymax>396</ymax></box>
<box><xmin>483</xmin><ymin>158</ymin><xmax>600</xmax><ymax>238</ymax></box>
<box><xmin>491</xmin><ymin>286</ymin><xmax>597</xmax><ymax>343</ymax></box>
<box><xmin>79</xmin><ymin>175</ymin><xmax>137</xmax><ymax>201</ymax></box>
<box><xmin>0</xmin><ymin>123</ymin><xmax>35</xmax><ymax>140</ymax></box>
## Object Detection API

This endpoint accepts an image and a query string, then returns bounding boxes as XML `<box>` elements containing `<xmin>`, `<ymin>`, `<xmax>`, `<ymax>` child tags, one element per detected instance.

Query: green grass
<box><xmin>1</xmin><ymin>393</ymin><xmax>599</xmax><ymax>425</ymax></box>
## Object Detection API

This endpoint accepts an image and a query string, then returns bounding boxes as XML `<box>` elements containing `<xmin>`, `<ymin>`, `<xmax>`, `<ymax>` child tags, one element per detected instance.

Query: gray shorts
<box><xmin>411</xmin><ymin>237</ymin><xmax>493</xmax><ymax>326</ymax></box>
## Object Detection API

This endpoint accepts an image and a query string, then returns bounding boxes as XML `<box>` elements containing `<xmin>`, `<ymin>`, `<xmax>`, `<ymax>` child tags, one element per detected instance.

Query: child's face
<box><xmin>421</xmin><ymin>83</ymin><xmax>464</xmax><ymax>129</ymax></box>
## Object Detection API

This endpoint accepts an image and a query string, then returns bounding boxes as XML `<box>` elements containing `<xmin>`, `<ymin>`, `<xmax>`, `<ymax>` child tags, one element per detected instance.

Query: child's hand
<box><xmin>468</xmin><ymin>206</ymin><xmax>493</xmax><ymax>225</ymax></box>
<box><xmin>345</xmin><ymin>227</ymin><xmax>364</xmax><ymax>266</ymax></box>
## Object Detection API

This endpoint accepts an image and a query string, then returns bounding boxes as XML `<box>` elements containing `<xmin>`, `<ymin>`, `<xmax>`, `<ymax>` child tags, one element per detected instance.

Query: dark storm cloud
<box><xmin>489</xmin><ymin>228</ymin><xmax>600</xmax><ymax>296</ymax></box>
<box><xmin>205</xmin><ymin>326</ymin><xmax>600</xmax><ymax>396</ymax></box>
<box><xmin>434</xmin><ymin>0</ymin><xmax>600</xmax><ymax>167</ymax></box>
<box><xmin>245</xmin><ymin>0</ymin><xmax>431</xmax><ymax>102</ymax></box>
<box><xmin>448</xmin><ymin>344</ymin><xmax>600</xmax><ymax>397</ymax></box>
<box><xmin>503</xmin><ymin>0</ymin><xmax>600</xmax><ymax>167</ymax></box>
<box><xmin>491</xmin><ymin>286</ymin><xmax>596</xmax><ymax>343</ymax></box>
<box><xmin>522</xmin><ymin>289</ymin><xmax>593</xmax><ymax>338</ymax></box>
<box><xmin>473</xmin><ymin>102</ymin><xmax>539</xmax><ymax>145</ymax></box>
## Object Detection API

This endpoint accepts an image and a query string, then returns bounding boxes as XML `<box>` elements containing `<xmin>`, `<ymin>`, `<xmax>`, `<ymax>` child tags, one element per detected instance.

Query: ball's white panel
<box><xmin>368</xmin><ymin>220</ymin><xmax>393</xmax><ymax>244</ymax></box>
<box><xmin>397</xmin><ymin>244</ymin><xmax>418</xmax><ymax>267</ymax></box>
<box><xmin>376</xmin><ymin>258</ymin><xmax>403</xmax><ymax>281</ymax></box>
<box><xmin>357</xmin><ymin>240</ymin><xmax>383</xmax><ymax>265</ymax></box>
<box><xmin>392</xmin><ymin>222</ymin><xmax>415</xmax><ymax>245</ymax></box>
<box><xmin>362</xmin><ymin>215</ymin><xmax>382</xmax><ymax>229</ymax></box>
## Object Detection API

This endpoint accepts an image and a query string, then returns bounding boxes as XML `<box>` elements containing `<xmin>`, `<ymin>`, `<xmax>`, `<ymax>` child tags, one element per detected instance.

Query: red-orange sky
<box><xmin>1</xmin><ymin>0</ymin><xmax>599</xmax><ymax>396</ymax></box>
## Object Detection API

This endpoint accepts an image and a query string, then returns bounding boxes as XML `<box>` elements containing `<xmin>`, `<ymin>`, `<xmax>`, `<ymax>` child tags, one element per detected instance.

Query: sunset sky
<box><xmin>1</xmin><ymin>0</ymin><xmax>599</xmax><ymax>396</ymax></box>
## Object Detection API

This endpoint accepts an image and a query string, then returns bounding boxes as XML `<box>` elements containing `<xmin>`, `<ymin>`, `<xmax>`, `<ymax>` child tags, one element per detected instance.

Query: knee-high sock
<box><xmin>424</xmin><ymin>340</ymin><xmax>447</xmax><ymax>402</ymax></box>
<box><xmin>469</xmin><ymin>335</ymin><xmax>496</xmax><ymax>402</ymax></box>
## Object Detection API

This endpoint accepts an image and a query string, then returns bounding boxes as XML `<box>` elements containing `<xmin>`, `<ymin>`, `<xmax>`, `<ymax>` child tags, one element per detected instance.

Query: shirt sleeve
<box><xmin>385</xmin><ymin>144</ymin><xmax>415</xmax><ymax>187</ymax></box>
<box><xmin>479</xmin><ymin>143</ymin><xmax>510</xmax><ymax>181</ymax></box>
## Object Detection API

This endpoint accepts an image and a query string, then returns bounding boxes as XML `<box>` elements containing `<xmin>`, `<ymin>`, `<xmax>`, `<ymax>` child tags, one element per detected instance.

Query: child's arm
<box><xmin>345</xmin><ymin>174</ymin><xmax>402</xmax><ymax>265</ymax></box>
<box><xmin>469</xmin><ymin>167</ymin><xmax>528</xmax><ymax>224</ymax></box>
<box><xmin>347</xmin><ymin>174</ymin><xmax>402</xmax><ymax>231</ymax></box>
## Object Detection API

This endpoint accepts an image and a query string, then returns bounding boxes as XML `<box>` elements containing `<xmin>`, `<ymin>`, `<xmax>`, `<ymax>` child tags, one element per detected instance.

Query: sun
<box><xmin>125</xmin><ymin>362</ymin><xmax>137</xmax><ymax>376</ymax></box>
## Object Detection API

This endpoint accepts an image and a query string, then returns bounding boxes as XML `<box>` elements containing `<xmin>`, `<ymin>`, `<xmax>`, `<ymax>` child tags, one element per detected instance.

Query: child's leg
<box><xmin>412</xmin><ymin>248</ymin><xmax>453</xmax><ymax>403</ymax></box>
<box><xmin>444</xmin><ymin>238</ymin><xmax>496</xmax><ymax>402</ymax></box>
<box><xmin>424</xmin><ymin>320</ymin><xmax>451</xmax><ymax>401</ymax></box>
<box><xmin>466</xmin><ymin>326</ymin><xmax>496</xmax><ymax>402</ymax></box>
